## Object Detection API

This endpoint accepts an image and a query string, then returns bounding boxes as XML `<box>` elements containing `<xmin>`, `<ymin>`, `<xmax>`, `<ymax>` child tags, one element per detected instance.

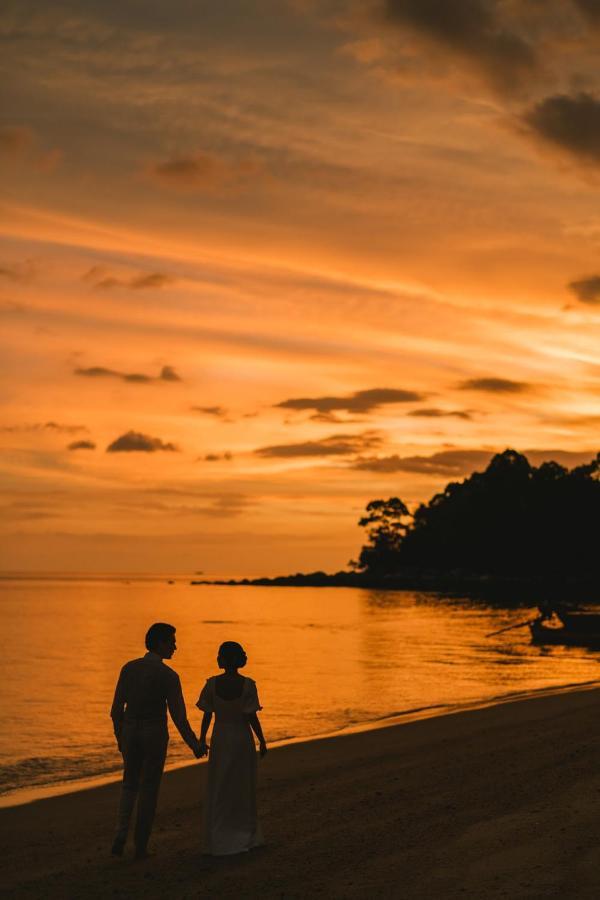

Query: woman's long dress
<box><xmin>196</xmin><ymin>676</ymin><xmax>264</xmax><ymax>856</ymax></box>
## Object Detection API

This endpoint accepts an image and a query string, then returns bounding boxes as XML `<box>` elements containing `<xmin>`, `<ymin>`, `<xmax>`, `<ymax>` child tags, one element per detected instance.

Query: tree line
<box><xmin>352</xmin><ymin>449</ymin><xmax>600</xmax><ymax>578</ymax></box>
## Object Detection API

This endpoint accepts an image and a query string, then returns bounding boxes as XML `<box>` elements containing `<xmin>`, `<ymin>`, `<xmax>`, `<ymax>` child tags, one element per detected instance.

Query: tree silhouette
<box><xmin>351</xmin><ymin>498</ymin><xmax>409</xmax><ymax>575</ymax></box>
<box><xmin>353</xmin><ymin>449</ymin><xmax>600</xmax><ymax>578</ymax></box>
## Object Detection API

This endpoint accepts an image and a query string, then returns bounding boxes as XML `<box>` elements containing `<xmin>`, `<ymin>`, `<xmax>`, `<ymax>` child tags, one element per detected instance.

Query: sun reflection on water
<box><xmin>1</xmin><ymin>577</ymin><xmax>598</xmax><ymax>798</ymax></box>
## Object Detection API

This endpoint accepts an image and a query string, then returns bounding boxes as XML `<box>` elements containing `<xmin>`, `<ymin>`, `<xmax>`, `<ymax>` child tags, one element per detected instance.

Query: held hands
<box><xmin>193</xmin><ymin>738</ymin><xmax>209</xmax><ymax>759</ymax></box>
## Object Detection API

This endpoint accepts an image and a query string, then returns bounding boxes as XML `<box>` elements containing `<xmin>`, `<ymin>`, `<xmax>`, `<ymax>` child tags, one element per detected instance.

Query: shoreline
<box><xmin>2</xmin><ymin>677</ymin><xmax>598</xmax><ymax>811</ymax></box>
<box><xmin>192</xmin><ymin>571</ymin><xmax>600</xmax><ymax>602</ymax></box>
<box><xmin>4</xmin><ymin>683</ymin><xmax>600</xmax><ymax>898</ymax></box>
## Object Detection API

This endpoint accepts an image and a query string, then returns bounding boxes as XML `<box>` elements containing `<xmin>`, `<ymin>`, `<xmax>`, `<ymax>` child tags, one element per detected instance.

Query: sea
<box><xmin>1</xmin><ymin>574</ymin><xmax>599</xmax><ymax>806</ymax></box>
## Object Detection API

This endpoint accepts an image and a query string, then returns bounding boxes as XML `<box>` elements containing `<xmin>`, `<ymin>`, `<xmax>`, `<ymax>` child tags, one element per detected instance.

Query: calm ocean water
<box><xmin>1</xmin><ymin>575</ymin><xmax>599</xmax><ymax>803</ymax></box>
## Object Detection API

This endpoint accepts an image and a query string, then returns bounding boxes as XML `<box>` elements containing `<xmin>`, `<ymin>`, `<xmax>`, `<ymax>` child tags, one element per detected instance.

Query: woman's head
<box><xmin>217</xmin><ymin>640</ymin><xmax>247</xmax><ymax>669</ymax></box>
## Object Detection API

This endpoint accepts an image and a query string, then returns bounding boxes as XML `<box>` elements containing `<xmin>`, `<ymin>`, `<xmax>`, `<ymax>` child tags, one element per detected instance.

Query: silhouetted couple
<box><xmin>110</xmin><ymin>622</ymin><xmax>267</xmax><ymax>860</ymax></box>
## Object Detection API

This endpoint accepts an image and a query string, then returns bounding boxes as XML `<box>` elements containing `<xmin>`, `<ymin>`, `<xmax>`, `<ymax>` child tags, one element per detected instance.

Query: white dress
<box><xmin>196</xmin><ymin>676</ymin><xmax>264</xmax><ymax>855</ymax></box>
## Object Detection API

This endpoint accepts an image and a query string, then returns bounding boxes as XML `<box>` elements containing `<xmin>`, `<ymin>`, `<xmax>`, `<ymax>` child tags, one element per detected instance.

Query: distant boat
<box><xmin>530</xmin><ymin>608</ymin><xmax>600</xmax><ymax>648</ymax></box>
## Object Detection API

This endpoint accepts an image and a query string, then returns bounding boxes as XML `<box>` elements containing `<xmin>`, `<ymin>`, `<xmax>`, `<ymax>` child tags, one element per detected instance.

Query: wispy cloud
<box><xmin>0</xmin><ymin>259</ymin><xmax>37</xmax><ymax>282</ymax></box>
<box><xmin>165</xmin><ymin>494</ymin><xmax>251</xmax><ymax>517</ymax></box>
<box><xmin>67</xmin><ymin>440</ymin><xmax>96</xmax><ymax>451</ymax></box>
<box><xmin>0</xmin><ymin>125</ymin><xmax>35</xmax><ymax>156</ymax></box>
<box><xmin>276</xmin><ymin>388</ymin><xmax>424</xmax><ymax>415</ymax></box>
<box><xmin>255</xmin><ymin>431</ymin><xmax>382</xmax><ymax>458</ymax></box>
<box><xmin>0</xmin><ymin>422</ymin><xmax>88</xmax><ymax>435</ymax></box>
<box><xmin>145</xmin><ymin>151</ymin><xmax>262</xmax><ymax>193</ymax></box>
<box><xmin>353</xmin><ymin>447</ymin><xmax>599</xmax><ymax>475</ymax></box>
<box><xmin>568</xmin><ymin>274</ymin><xmax>600</xmax><ymax>304</ymax></box>
<box><xmin>384</xmin><ymin>0</ymin><xmax>537</xmax><ymax>96</ymax></box>
<box><xmin>342</xmin><ymin>0</ymin><xmax>600</xmax><ymax>181</ymax></box>
<box><xmin>0</xmin><ymin>124</ymin><xmax>61</xmax><ymax>170</ymax></box>
<box><xmin>408</xmin><ymin>407</ymin><xmax>473</xmax><ymax>420</ymax></box>
<box><xmin>83</xmin><ymin>266</ymin><xmax>175</xmax><ymax>290</ymax></box>
<box><xmin>458</xmin><ymin>377</ymin><xmax>530</xmax><ymax>393</ymax></box>
<box><xmin>0</xmin><ymin>299</ymin><xmax>26</xmax><ymax>316</ymax></box>
<box><xmin>74</xmin><ymin>364</ymin><xmax>182</xmax><ymax>384</ymax></box>
<box><xmin>191</xmin><ymin>406</ymin><xmax>230</xmax><ymax>419</ymax></box>
<box><xmin>202</xmin><ymin>451</ymin><xmax>233</xmax><ymax>462</ymax></box>
<box><xmin>521</xmin><ymin>92</ymin><xmax>600</xmax><ymax>167</ymax></box>
<box><xmin>353</xmin><ymin>448</ymin><xmax>493</xmax><ymax>475</ymax></box>
<box><xmin>573</xmin><ymin>0</ymin><xmax>600</xmax><ymax>23</ymax></box>
<box><xmin>106</xmin><ymin>431</ymin><xmax>179</xmax><ymax>453</ymax></box>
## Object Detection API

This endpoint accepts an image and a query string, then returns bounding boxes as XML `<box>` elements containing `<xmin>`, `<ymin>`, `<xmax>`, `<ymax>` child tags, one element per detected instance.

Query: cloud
<box><xmin>276</xmin><ymin>387</ymin><xmax>424</xmax><ymax>415</ymax></box>
<box><xmin>525</xmin><ymin>448</ymin><xmax>597</xmax><ymax>468</ymax></box>
<box><xmin>205</xmin><ymin>494</ymin><xmax>251</xmax><ymax>516</ymax></box>
<box><xmin>458</xmin><ymin>377</ymin><xmax>530</xmax><ymax>393</ymax></box>
<box><xmin>384</xmin><ymin>0</ymin><xmax>537</xmax><ymax>95</ymax></box>
<box><xmin>170</xmin><ymin>494</ymin><xmax>251</xmax><ymax>517</ymax></box>
<box><xmin>0</xmin><ymin>125</ymin><xmax>34</xmax><ymax>156</ymax></box>
<box><xmin>307</xmin><ymin>412</ymin><xmax>362</xmax><ymax>424</ymax></box>
<box><xmin>106</xmin><ymin>431</ymin><xmax>179</xmax><ymax>453</ymax></box>
<box><xmin>255</xmin><ymin>431</ymin><xmax>382</xmax><ymax>458</ymax></box>
<box><xmin>521</xmin><ymin>92</ymin><xmax>600</xmax><ymax>166</ymax></box>
<box><xmin>0</xmin><ymin>299</ymin><xmax>26</xmax><ymax>316</ymax></box>
<box><xmin>67</xmin><ymin>440</ymin><xmax>96</xmax><ymax>451</ymax></box>
<box><xmin>0</xmin><ymin>124</ymin><xmax>60</xmax><ymax>170</ymax></box>
<box><xmin>158</xmin><ymin>365</ymin><xmax>181</xmax><ymax>382</ymax></box>
<box><xmin>130</xmin><ymin>272</ymin><xmax>173</xmax><ymax>289</ymax></box>
<box><xmin>573</xmin><ymin>0</ymin><xmax>600</xmax><ymax>23</ymax></box>
<box><xmin>353</xmin><ymin>447</ymin><xmax>598</xmax><ymax>475</ymax></box>
<box><xmin>202</xmin><ymin>452</ymin><xmax>233</xmax><ymax>462</ymax></box>
<box><xmin>192</xmin><ymin>405</ymin><xmax>230</xmax><ymax>419</ymax></box>
<box><xmin>0</xmin><ymin>500</ymin><xmax>58</xmax><ymax>522</ymax></box>
<box><xmin>353</xmin><ymin>448</ymin><xmax>494</xmax><ymax>474</ymax></box>
<box><xmin>548</xmin><ymin>414</ymin><xmax>600</xmax><ymax>428</ymax></box>
<box><xmin>0</xmin><ymin>259</ymin><xmax>36</xmax><ymax>282</ymax></box>
<box><xmin>0</xmin><ymin>422</ymin><xmax>88</xmax><ymax>435</ymax></box>
<box><xmin>74</xmin><ymin>364</ymin><xmax>182</xmax><ymax>384</ymax></box>
<box><xmin>408</xmin><ymin>407</ymin><xmax>473</xmax><ymax>420</ymax></box>
<box><xmin>145</xmin><ymin>151</ymin><xmax>262</xmax><ymax>192</ymax></box>
<box><xmin>568</xmin><ymin>274</ymin><xmax>600</xmax><ymax>304</ymax></box>
<box><xmin>43</xmin><ymin>421</ymin><xmax>87</xmax><ymax>434</ymax></box>
<box><xmin>83</xmin><ymin>267</ymin><xmax>174</xmax><ymax>290</ymax></box>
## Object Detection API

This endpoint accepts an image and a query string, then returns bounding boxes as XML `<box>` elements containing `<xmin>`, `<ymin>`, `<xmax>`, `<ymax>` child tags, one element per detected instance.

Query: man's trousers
<box><xmin>115</xmin><ymin>719</ymin><xmax>169</xmax><ymax>851</ymax></box>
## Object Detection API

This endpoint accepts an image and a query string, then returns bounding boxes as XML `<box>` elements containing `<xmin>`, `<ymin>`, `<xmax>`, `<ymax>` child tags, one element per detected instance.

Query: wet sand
<box><xmin>2</xmin><ymin>686</ymin><xmax>600</xmax><ymax>899</ymax></box>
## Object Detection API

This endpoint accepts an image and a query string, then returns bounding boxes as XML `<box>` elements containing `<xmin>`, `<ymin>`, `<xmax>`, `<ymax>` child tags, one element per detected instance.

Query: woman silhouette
<box><xmin>197</xmin><ymin>641</ymin><xmax>266</xmax><ymax>855</ymax></box>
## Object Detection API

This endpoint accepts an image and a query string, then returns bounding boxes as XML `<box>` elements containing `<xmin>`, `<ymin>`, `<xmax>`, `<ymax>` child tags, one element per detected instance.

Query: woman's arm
<box><xmin>246</xmin><ymin>712</ymin><xmax>267</xmax><ymax>757</ymax></box>
<box><xmin>198</xmin><ymin>711</ymin><xmax>212</xmax><ymax>756</ymax></box>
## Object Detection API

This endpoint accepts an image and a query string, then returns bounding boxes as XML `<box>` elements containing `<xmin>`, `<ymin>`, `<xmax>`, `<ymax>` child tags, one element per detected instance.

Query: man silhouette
<box><xmin>110</xmin><ymin>622</ymin><xmax>200</xmax><ymax>859</ymax></box>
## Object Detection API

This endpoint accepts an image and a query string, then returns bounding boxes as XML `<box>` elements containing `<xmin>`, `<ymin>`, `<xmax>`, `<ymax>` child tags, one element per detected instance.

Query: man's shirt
<box><xmin>110</xmin><ymin>652</ymin><xmax>196</xmax><ymax>748</ymax></box>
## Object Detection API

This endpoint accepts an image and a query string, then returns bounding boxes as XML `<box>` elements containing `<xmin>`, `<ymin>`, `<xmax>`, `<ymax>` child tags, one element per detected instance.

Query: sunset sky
<box><xmin>1</xmin><ymin>0</ymin><xmax>599</xmax><ymax>574</ymax></box>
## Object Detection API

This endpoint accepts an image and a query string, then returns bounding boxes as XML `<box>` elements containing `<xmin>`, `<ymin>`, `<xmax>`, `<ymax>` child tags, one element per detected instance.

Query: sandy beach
<box><xmin>2</xmin><ymin>687</ymin><xmax>600</xmax><ymax>899</ymax></box>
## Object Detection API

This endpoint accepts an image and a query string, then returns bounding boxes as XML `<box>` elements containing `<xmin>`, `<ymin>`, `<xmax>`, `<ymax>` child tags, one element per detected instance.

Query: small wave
<box><xmin>369</xmin><ymin>703</ymin><xmax>451</xmax><ymax>722</ymax></box>
<box><xmin>469</xmin><ymin>679</ymin><xmax>600</xmax><ymax>706</ymax></box>
<box><xmin>0</xmin><ymin>751</ymin><xmax>122</xmax><ymax>796</ymax></box>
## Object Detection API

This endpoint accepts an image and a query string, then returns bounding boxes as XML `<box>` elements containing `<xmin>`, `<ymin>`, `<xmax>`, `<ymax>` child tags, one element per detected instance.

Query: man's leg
<box><xmin>133</xmin><ymin>723</ymin><xmax>168</xmax><ymax>857</ymax></box>
<box><xmin>113</xmin><ymin>723</ymin><xmax>143</xmax><ymax>853</ymax></box>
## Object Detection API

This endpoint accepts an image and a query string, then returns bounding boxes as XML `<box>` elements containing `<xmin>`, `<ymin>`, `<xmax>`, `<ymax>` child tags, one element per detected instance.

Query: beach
<box><xmin>2</xmin><ymin>687</ymin><xmax>600</xmax><ymax>899</ymax></box>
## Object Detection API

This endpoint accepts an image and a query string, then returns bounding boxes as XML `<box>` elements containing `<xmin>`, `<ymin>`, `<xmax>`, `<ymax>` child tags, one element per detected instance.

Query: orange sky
<box><xmin>1</xmin><ymin>0</ymin><xmax>599</xmax><ymax>573</ymax></box>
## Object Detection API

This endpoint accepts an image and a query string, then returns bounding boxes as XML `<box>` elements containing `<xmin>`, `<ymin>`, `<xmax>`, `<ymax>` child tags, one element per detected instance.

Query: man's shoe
<box><xmin>111</xmin><ymin>837</ymin><xmax>125</xmax><ymax>857</ymax></box>
<box><xmin>134</xmin><ymin>846</ymin><xmax>154</xmax><ymax>861</ymax></box>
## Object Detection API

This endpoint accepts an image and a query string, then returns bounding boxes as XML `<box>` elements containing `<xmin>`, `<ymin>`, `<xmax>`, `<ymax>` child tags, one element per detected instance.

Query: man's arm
<box><xmin>110</xmin><ymin>667</ymin><xmax>127</xmax><ymax>751</ymax></box>
<box><xmin>167</xmin><ymin>675</ymin><xmax>200</xmax><ymax>756</ymax></box>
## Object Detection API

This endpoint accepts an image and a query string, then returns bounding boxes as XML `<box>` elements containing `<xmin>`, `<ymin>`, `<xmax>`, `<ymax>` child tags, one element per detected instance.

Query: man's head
<box><xmin>145</xmin><ymin>622</ymin><xmax>177</xmax><ymax>659</ymax></box>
